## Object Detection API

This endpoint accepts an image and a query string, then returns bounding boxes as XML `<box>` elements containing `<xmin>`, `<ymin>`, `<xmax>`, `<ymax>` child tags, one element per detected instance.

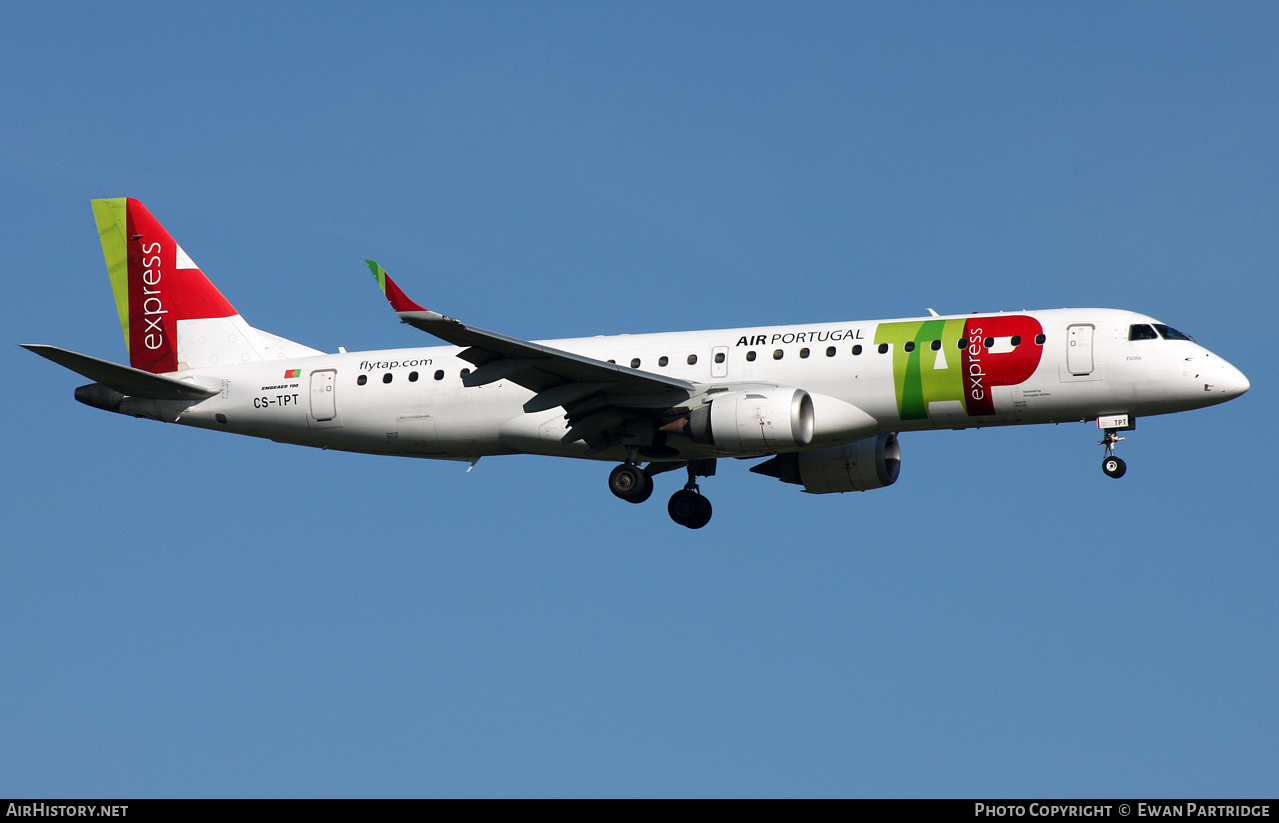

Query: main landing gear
<box><xmin>1099</xmin><ymin>429</ymin><xmax>1127</xmax><ymax>479</ymax></box>
<box><xmin>668</xmin><ymin>485</ymin><xmax>712</xmax><ymax>529</ymax></box>
<box><xmin>608</xmin><ymin>461</ymin><xmax>653</xmax><ymax>503</ymax></box>
<box><xmin>607</xmin><ymin>457</ymin><xmax>715</xmax><ymax>528</ymax></box>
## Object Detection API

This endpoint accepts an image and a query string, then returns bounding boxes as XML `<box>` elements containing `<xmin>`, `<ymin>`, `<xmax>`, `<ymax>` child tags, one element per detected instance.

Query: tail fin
<box><xmin>91</xmin><ymin>199</ymin><xmax>321</xmax><ymax>373</ymax></box>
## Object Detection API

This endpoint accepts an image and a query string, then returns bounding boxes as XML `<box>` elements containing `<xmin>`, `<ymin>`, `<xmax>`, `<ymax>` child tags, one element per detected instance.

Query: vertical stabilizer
<box><xmin>91</xmin><ymin>199</ymin><xmax>321</xmax><ymax>373</ymax></box>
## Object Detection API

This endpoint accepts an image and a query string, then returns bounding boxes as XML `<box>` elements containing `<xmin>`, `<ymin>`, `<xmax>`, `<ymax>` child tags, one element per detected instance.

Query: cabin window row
<box><xmin>608</xmin><ymin>354</ymin><xmax>709</xmax><ymax>367</ymax></box>
<box><xmin>620</xmin><ymin>334</ymin><xmax>1049</xmax><ymax>364</ymax></box>
<box><xmin>353</xmin><ymin>333</ymin><xmax>1053</xmax><ymax>386</ymax></box>
<box><xmin>356</xmin><ymin>369</ymin><xmax>456</xmax><ymax>386</ymax></box>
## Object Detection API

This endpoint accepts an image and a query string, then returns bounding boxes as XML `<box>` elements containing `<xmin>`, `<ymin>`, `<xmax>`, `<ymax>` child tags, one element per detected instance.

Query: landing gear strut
<box><xmin>668</xmin><ymin>461</ymin><xmax>714</xmax><ymax>529</ymax></box>
<box><xmin>1099</xmin><ymin>429</ymin><xmax>1127</xmax><ymax>479</ymax></box>
<box><xmin>607</xmin><ymin>457</ymin><xmax>715</xmax><ymax>527</ymax></box>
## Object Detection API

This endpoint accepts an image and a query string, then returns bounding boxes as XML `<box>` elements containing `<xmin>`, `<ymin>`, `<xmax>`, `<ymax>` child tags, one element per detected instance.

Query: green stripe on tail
<box><xmin>91</xmin><ymin>198</ymin><xmax>131</xmax><ymax>353</ymax></box>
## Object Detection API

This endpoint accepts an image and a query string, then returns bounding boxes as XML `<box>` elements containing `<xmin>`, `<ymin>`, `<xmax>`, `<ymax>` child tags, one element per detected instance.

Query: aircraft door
<box><xmin>310</xmin><ymin>369</ymin><xmax>337</xmax><ymax>420</ymax></box>
<box><xmin>1067</xmin><ymin>325</ymin><xmax>1094</xmax><ymax>376</ymax></box>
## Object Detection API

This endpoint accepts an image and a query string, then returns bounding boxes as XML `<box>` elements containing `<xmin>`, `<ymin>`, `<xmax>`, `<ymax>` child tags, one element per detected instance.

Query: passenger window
<box><xmin>658</xmin><ymin>356</ymin><xmax>669</xmax><ymax>367</ymax></box>
<box><xmin>460</xmin><ymin>368</ymin><xmax>470</xmax><ymax>379</ymax></box>
<box><xmin>746</xmin><ymin>351</ymin><xmax>757</xmax><ymax>362</ymax></box>
<box><xmin>957</xmin><ymin>339</ymin><xmax>967</xmax><ymax>350</ymax></box>
<box><xmin>434</xmin><ymin>370</ymin><xmax>444</xmax><ymax>381</ymax></box>
<box><xmin>409</xmin><ymin>371</ymin><xmax>419</xmax><ymax>382</ymax></box>
<box><xmin>904</xmin><ymin>342</ymin><xmax>915</xmax><ymax>353</ymax></box>
<box><xmin>799</xmin><ymin>348</ymin><xmax>810</xmax><ymax>359</ymax></box>
<box><xmin>877</xmin><ymin>343</ymin><xmax>889</xmax><ymax>354</ymax></box>
<box><xmin>357</xmin><ymin>374</ymin><xmax>368</xmax><ymax>386</ymax></box>
<box><xmin>630</xmin><ymin>358</ymin><xmax>641</xmax><ymax>368</ymax></box>
<box><xmin>714</xmin><ymin>352</ymin><xmax>726</xmax><ymax>364</ymax></box>
<box><xmin>1129</xmin><ymin>324</ymin><xmax>1159</xmax><ymax>341</ymax></box>
<box><xmin>852</xmin><ymin>345</ymin><xmax>863</xmax><ymax>355</ymax></box>
<box><xmin>773</xmin><ymin>349</ymin><xmax>784</xmax><ymax>360</ymax></box>
<box><xmin>983</xmin><ymin>337</ymin><xmax>994</xmax><ymax>349</ymax></box>
<box><xmin>1010</xmin><ymin>336</ymin><xmax>1021</xmax><ymax>347</ymax></box>
<box><xmin>826</xmin><ymin>346</ymin><xmax>836</xmax><ymax>357</ymax></box>
<box><xmin>1035</xmin><ymin>334</ymin><xmax>1046</xmax><ymax>345</ymax></box>
<box><xmin>687</xmin><ymin>354</ymin><xmax>698</xmax><ymax>365</ymax></box>
<box><xmin>383</xmin><ymin>373</ymin><xmax>393</xmax><ymax>384</ymax></box>
<box><xmin>930</xmin><ymin>340</ymin><xmax>941</xmax><ymax>351</ymax></box>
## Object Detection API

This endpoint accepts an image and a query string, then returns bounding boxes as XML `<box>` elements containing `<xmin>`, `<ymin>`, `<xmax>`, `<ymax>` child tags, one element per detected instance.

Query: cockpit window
<box><xmin>1153</xmin><ymin>324</ymin><xmax>1194</xmax><ymax>342</ymax></box>
<box><xmin>1128</xmin><ymin>324</ymin><xmax>1159</xmax><ymax>341</ymax></box>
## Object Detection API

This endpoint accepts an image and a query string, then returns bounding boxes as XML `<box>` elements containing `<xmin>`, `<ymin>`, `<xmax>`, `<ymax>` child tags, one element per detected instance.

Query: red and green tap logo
<box><xmin>874</xmin><ymin>315</ymin><xmax>1044</xmax><ymax>419</ymax></box>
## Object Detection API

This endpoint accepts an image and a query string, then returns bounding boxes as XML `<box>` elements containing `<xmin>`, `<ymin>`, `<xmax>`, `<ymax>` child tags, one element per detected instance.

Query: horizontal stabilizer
<box><xmin>22</xmin><ymin>345</ymin><xmax>219</xmax><ymax>401</ymax></box>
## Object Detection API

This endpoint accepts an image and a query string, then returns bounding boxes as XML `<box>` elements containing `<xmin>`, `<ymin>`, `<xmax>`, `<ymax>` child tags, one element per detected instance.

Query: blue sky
<box><xmin>2</xmin><ymin>2</ymin><xmax>1275</xmax><ymax>797</ymax></box>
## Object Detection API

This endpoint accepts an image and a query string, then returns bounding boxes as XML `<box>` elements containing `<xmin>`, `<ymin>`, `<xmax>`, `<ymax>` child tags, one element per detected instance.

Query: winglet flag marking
<box><xmin>366</xmin><ymin>260</ymin><xmax>426</xmax><ymax>313</ymax></box>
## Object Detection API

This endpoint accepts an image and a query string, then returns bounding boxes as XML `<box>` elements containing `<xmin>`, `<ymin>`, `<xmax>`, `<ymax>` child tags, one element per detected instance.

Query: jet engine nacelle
<box><xmin>750</xmin><ymin>433</ymin><xmax>901</xmax><ymax>493</ymax></box>
<box><xmin>686</xmin><ymin>387</ymin><xmax>815</xmax><ymax>453</ymax></box>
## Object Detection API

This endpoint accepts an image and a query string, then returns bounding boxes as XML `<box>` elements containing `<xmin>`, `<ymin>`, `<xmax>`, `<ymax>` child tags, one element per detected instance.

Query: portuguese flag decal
<box><xmin>284</xmin><ymin>369</ymin><xmax>301</xmax><ymax>378</ymax></box>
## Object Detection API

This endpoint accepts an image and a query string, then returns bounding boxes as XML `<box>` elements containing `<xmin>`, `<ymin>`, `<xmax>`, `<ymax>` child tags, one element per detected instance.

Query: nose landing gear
<box><xmin>1099</xmin><ymin>429</ymin><xmax>1127</xmax><ymax>479</ymax></box>
<box><xmin>1095</xmin><ymin>414</ymin><xmax>1135</xmax><ymax>479</ymax></box>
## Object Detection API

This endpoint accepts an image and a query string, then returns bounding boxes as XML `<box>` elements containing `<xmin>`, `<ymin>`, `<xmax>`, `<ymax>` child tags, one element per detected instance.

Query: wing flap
<box><xmin>462</xmin><ymin>356</ymin><xmax>555</xmax><ymax>387</ymax></box>
<box><xmin>523</xmin><ymin>381</ymin><xmax>617</xmax><ymax>413</ymax></box>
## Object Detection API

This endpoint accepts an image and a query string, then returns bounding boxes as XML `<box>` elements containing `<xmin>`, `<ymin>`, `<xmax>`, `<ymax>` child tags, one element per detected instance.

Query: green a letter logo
<box><xmin>875</xmin><ymin>316</ymin><xmax>1044</xmax><ymax>420</ymax></box>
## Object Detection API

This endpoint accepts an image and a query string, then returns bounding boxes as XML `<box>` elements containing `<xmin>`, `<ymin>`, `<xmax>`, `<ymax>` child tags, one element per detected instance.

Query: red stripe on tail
<box><xmin>125</xmin><ymin>199</ymin><xmax>236</xmax><ymax>373</ymax></box>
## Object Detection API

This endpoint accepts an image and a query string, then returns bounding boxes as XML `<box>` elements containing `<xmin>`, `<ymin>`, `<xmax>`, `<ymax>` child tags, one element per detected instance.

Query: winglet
<box><xmin>366</xmin><ymin>260</ymin><xmax>426</xmax><ymax>313</ymax></box>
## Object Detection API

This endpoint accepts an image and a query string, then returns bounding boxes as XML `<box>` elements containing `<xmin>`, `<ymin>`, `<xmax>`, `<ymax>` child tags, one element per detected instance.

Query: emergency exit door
<box><xmin>310</xmin><ymin>370</ymin><xmax>337</xmax><ymax>420</ymax></box>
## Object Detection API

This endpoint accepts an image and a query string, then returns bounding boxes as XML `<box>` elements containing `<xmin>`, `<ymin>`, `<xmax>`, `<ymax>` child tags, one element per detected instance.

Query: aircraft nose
<box><xmin>1215</xmin><ymin>358</ymin><xmax>1250</xmax><ymax>399</ymax></box>
<box><xmin>1207</xmin><ymin>358</ymin><xmax>1248</xmax><ymax>401</ymax></box>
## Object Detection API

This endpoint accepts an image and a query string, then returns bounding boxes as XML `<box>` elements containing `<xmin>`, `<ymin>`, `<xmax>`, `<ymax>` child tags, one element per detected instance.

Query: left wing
<box><xmin>366</xmin><ymin>261</ymin><xmax>697</xmax><ymax>451</ymax></box>
<box><xmin>23</xmin><ymin>344</ymin><xmax>219</xmax><ymax>401</ymax></box>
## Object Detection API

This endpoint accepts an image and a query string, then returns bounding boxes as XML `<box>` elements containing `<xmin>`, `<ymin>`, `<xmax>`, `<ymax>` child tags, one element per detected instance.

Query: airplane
<box><xmin>25</xmin><ymin>198</ymin><xmax>1250</xmax><ymax>528</ymax></box>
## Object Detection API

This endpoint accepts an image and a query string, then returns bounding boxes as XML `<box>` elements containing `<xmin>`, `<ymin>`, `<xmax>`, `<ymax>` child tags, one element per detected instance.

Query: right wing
<box><xmin>366</xmin><ymin>261</ymin><xmax>698</xmax><ymax>451</ymax></box>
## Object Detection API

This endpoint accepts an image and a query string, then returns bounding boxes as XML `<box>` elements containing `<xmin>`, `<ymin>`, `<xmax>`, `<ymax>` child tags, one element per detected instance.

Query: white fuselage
<box><xmin>137</xmin><ymin>308</ymin><xmax>1248</xmax><ymax>463</ymax></box>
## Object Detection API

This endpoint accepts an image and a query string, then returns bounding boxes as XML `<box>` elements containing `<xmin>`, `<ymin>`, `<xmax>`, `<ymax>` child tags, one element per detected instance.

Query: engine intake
<box><xmin>750</xmin><ymin>433</ymin><xmax>901</xmax><ymax>493</ymax></box>
<box><xmin>685</xmin><ymin>387</ymin><xmax>814</xmax><ymax>453</ymax></box>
